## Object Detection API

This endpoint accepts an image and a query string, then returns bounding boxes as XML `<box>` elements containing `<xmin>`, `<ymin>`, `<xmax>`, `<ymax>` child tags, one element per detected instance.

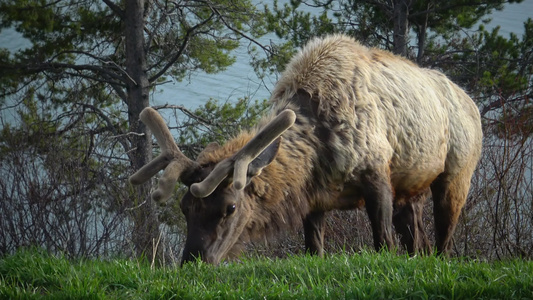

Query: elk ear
<box><xmin>247</xmin><ymin>137</ymin><xmax>281</xmax><ymax>178</ymax></box>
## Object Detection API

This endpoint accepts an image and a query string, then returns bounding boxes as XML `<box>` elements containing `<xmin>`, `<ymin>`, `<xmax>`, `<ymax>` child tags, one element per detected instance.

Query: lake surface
<box><xmin>1</xmin><ymin>1</ymin><xmax>531</xmax><ymax>111</ymax></box>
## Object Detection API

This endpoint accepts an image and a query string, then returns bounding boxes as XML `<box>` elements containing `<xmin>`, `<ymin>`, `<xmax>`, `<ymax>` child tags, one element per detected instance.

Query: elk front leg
<box><xmin>393</xmin><ymin>195</ymin><xmax>431</xmax><ymax>255</ymax></box>
<box><xmin>303</xmin><ymin>211</ymin><xmax>326</xmax><ymax>256</ymax></box>
<box><xmin>361</xmin><ymin>169</ymin><xmax>395</xmax><ymax>251</ymax></box>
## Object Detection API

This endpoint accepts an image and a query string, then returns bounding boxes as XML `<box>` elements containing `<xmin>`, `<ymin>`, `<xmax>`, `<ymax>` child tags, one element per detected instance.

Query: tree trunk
<box><xmin>124</xmin><ymin>0</ymin><xmax>161</xmax><ymax>260</ymax></box>
<box><xmin>416</xmin><ymin>3</ymin><xmax>430</xmax><ymax>63</ymax></box>
<box><xmin>416</xmin><ymin>25</ymin><xmax>427</xmax><ymax>63</ymax></box>
<box><xmin>393</xmin><ymin>0</ymin><xmax>410</xmax><ymax>56</ymax></box>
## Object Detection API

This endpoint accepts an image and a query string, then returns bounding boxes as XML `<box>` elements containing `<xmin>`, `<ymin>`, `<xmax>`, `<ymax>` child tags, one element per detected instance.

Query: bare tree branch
<box><xmin>102</xmin><ymin>0</ymin><xmax>125</xmax><ymax>19</ymax></box>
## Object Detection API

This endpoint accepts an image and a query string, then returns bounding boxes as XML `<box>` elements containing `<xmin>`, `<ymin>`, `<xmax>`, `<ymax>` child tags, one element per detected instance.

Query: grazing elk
<box><xmin>130</xmin><ymin>34</ymin><xmax>482</xmax><ymax>265</ymax></box>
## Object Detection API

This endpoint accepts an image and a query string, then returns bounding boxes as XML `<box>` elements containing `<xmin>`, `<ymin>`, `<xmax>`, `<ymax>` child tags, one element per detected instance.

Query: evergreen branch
<box><xmin>148</xmin><ymin>11</ymin><xmax>215</xmax><ymax>83</ymax></box>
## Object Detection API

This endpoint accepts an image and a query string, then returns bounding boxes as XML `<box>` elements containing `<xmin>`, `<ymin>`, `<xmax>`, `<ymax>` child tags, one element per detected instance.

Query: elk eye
<box><xmin>226</xmin><ymin>204</ymin><xmax>236</xmax><ymax>216</ymax></box>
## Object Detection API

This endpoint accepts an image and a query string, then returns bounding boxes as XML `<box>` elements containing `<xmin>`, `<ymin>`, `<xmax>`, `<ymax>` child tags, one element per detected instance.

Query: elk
<box><xmin>130</xmin><ymin>34</ymin><xmax>482</xmax><ymax>265</ymax></box>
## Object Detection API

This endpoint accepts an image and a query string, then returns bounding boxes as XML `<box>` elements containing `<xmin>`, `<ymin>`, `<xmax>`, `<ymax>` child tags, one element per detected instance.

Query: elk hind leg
<box><xmin>431</xmin><ymin>170</ymin><xmax>471</xmax><ymax>255</ymax></box>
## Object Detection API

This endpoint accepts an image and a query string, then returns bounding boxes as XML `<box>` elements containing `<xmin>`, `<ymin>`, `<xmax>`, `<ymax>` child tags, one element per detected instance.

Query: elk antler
<box><xmin>129</xmin><ymin>107</ymin><xmax>198</xmax><ymax>202</ymax></box>
<box><xmin>190</xmin><ymin>109</ymin><xmax>296</xmax><ymax>198</ymax></box>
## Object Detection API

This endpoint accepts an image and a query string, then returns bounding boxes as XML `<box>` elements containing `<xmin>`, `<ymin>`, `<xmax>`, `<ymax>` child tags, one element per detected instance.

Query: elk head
<box><xmin>129</xmin><ymin>107</ymin><xmax>296</xmax><ymax>265</ymax></box>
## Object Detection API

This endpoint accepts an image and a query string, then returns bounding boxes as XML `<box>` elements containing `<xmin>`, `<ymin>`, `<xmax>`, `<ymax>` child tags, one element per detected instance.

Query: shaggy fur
<box><xmin>178</xmin><ymin>34</ymin><xmax>482</xmax><ymax>264</ymax></box>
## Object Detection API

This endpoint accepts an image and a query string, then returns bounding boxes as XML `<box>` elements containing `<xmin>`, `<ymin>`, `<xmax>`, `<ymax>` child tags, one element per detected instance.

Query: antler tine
<box><xmin>129</xmin><ymin>107</ymin><xmax>197</xmax><ymax>202</ymax></box>
<box><xmin>190</xmin><ymin>109</ymin><xmax>296</xmax><ymax>198</ymax></box>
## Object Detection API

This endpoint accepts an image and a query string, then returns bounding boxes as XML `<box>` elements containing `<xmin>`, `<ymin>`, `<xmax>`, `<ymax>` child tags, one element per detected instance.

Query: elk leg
<box><xmin>303</xmin><ymin>211</ymin><xmax>326</xmax><ymax>256</ymax></box>
<box><xmin>430</xmin><ymin>172</ymin><xmax>469</xmax><ymax>255</ymax></box>
<box><xmin>413</xmin><ymin>198</ymin><xmax>431</xmax><ymax>254</ymax></box>
<box><xmin>412</xmin><ymin>198</ymin><xmax>431</xmax><ymax>254</ymax></box>
<box><xmin>393</xmin><ymin>195</ymin><xmax>431</xmax><ymax>254</ymax></box>
<box><xmin>393</xmin><ymin>202</ymin><xmax>416</xmax><ymax>254</ymax></box>
<box><xmin>362</xmin><ymin>170</ymin><xmax>394</xmax><ymax>251</ymax></box>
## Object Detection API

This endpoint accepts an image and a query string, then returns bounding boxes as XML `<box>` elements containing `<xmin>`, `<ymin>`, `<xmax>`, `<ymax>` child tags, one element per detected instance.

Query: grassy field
<box><xmin>0</xmin><ymin>249</ymin><xmax>532</xmax><ymax>299</ymax></box>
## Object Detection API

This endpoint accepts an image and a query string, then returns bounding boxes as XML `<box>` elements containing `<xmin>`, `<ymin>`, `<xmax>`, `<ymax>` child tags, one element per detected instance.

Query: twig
<box><xmin>125</xmin><ymin>200</ymin><xmax>147</xmax><ymax>211</ymax></box>
<box><xmin>152</xmin><ymin>103</ymin><xmax>213</xmax><ymax>126</ymax></box>
<box><xmin>151</xmin><ymin>230</ymin><xmax>164</xmax><ymax>269</ymax></box>
<box><xmin>109</xmin><ymin>132</ymin><xmax>146</xmax><ymax>139</ymax></box>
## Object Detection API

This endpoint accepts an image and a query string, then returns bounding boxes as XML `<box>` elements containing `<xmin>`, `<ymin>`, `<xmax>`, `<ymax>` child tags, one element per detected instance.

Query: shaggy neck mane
<box><xmin>197</xmin><ymin>106</ymin><xmax>320</xmax><ymax>240</ymax></box>
<box><xmin>246</xmin><ymin>121</ymin><xmax>315</xmax><ymax>239</ymax></box>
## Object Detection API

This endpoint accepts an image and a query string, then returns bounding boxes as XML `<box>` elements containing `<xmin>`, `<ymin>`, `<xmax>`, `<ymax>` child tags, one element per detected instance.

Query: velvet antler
<box><xmin>190</xmin><ymin>109</ymin><xmax>296</xmax><ymax>198</ymax></box>
<box><xmin>129</xmin><ymin>107</ymin><xmax>198</xmax><ymax>202</ymax></box>
<box><xmin>130</xmin><ymin>108</ymin><xmax>296</xmax><ymax>200</ymax></box>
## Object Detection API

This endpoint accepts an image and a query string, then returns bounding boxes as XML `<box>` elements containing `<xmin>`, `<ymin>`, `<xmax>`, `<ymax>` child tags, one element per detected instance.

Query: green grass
<box><xmin>1</xmin><ymin>249</ymin><xmax>532</xmax><ymax>299</ymax></box>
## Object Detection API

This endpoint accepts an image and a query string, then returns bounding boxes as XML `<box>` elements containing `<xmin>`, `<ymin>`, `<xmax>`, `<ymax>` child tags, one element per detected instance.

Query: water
<box><xmin>483</xmin><ymin>1</ymin><xmax>532</xmax><ymax>36</ymax></box>
<box><xmin>154</xmin><ymin>42</ymin><xmax>275</xmax><ymax>108</ymax></box>
<box><xmin>1</xmin><ymin>1</ymin><xmax>531</xmax><ymax>110</ymax></box>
